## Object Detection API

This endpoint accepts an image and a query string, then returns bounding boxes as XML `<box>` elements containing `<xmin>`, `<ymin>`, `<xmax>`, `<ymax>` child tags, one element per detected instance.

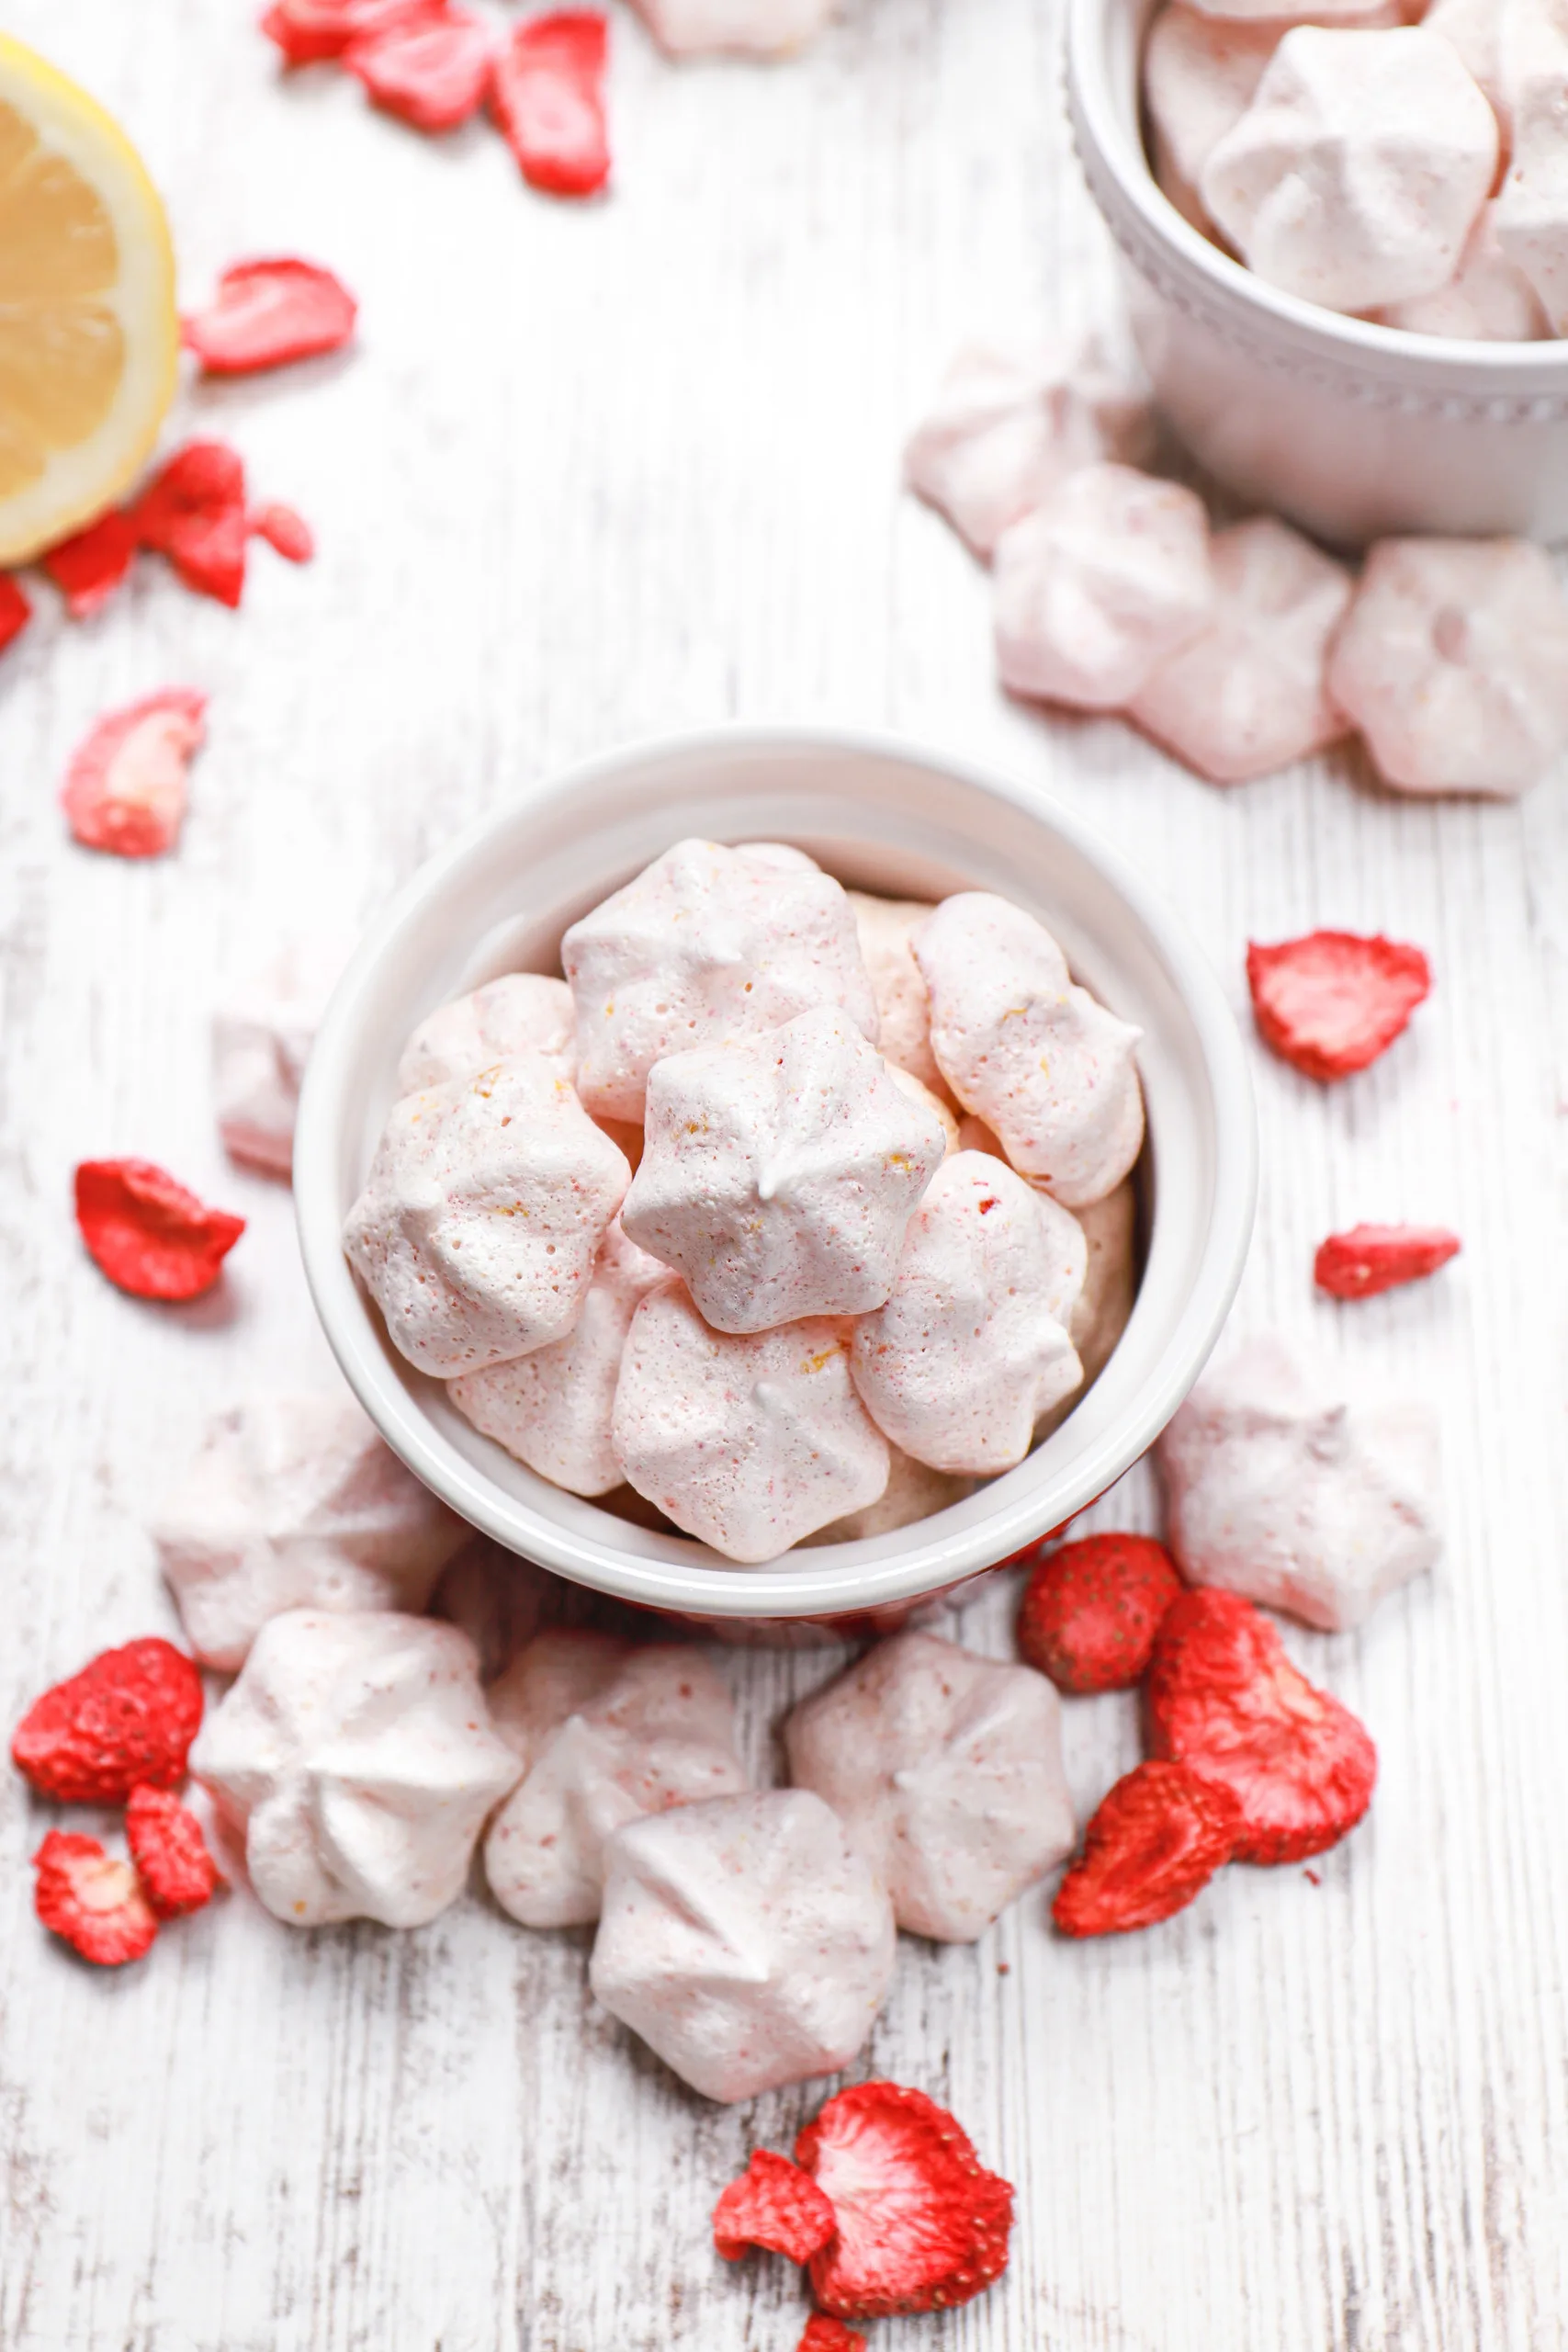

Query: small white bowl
<box><xmin>294</xmin><ymin>727</ymin><xmax>1255</xmax><ymax>1630</ymax></box>
<box><xmin>1066</xmin><ymin>0</ymin><xmax>1568</xmax><ymax>546</ymax></box>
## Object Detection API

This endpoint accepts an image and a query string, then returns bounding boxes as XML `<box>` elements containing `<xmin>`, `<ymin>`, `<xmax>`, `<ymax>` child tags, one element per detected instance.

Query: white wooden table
<box><xmin>3</xmin><ymin>2</ymin><xmax>1567</xmax><ymax>2344</ymax></box>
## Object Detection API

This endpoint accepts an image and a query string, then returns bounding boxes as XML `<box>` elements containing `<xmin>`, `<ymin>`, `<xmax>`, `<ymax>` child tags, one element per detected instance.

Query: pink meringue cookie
<box><xmin>846</xmin><ymin>891</ymin><xmax>951</xmax><ymax>1100</ymax></box>
<box><xmin>1495</xmin><ymin>35</ymin><xmax>1568</xmax><ymax>333</ymax></box>
<box><xmin>1156</xmin><ymin>1332</ymin><xmax>1442</xmax><ymax>1631</ymax></box>
<box><xmin>190</xmin><ymin>1611</ymin><xmax>522</xmax><ymax>1928</ymax></box>
<box><xmin>344</xmin><ymin>1055</ymin><xmax>631</xmax><ymax>1377</ymax></box>
<box><xmin>1423</xmin><ymin>0</ymin><xmax>1521</xmax><ymax>153</ymax></box>
<box><xmin>212</xmin><ymin>936</ymin><xmax>347</xmax><ymax>1178</ymax></box>
<box><xmin>915</xmin><ymin>893</ymin><xmax>1145</xmax><ymax>1208</ymax></box>
<box><xmin>621</xmin><ymin>1008</ymin><xmax>948</xmax><ymax>1333</ymax></box>
<box><xmin>562</xmin><ymin>839</ymin><xmax>878</xmax><ymax>1125</ymax></box>
<box><xmin>588</xmin><ymin>1789</ymin><xmax>897</xmax><ymax>2101</ymax></box>
<box><xmin>1145</xmin><ymin>7</ymin><xmax>1280</xmax><ymax>235</ymax></box>
<box><xmin>849</xmin><ymin>1153</ymin><xmax>1086</xmax><ymax>1476</ymax></box>
<box><xmin>483</xmin><ymin>1633</ymin><xmax>748</xmax><ymax>1928</ymax></box>
<box><xmin>396</xmin><ymin>973</ymin><xmax>577</xmax><ymax>1097</ymax></box>
<box><xmin>1130</xmin><ymin>516</ymin><xmax>1355</xmax><ymax>786</ymax></box>
<box><xmin>903</xmin><ymin>340</ymin><xmax>1153</xmax><ymax>560</ymax></box>
<box><xmin>1326</xmin><ymin>537</ymin><xmax>1568</xmax><ymax>796</ymax></box>
<box><xmin>628</xmin><ymin>0</ymin><xmax>833</xmax><ymax>55</ymax></box>
<box><xmin>993</xmin><ymin>464</ymin><xmax>1214</xmax><ymax>711</ymax></box>
<box><xmin>612</xmin><ymin>1283</ymin><xmax>891</xmax><ymax>1560</ymax></box>
<box><xmin>1379</xmin><ymin>201</ymin><xmax>1551</xmax><ymax>338</ymax></box>
<box><xmin>800</xmin><ymin>1444</ymin><xmax>976</xmax><ymax>1544</ymax></box>
<box><xmin>1201</xmin><ymin>29</ymin><xmax>1498</xmax><ymax>314</ymax></box>
<box><xmin>152</xmin><ymin>1392</ymin><xmax>468</xmax><ymax>1672</ymax></box>
<box><xmin>447</xmin><ymin>1218</ymin><xmax>667</xmax><ymax>1496</ymax></box>
<box><xmin>784</xmin><ymin>1632</ymin><xmax>1075</xmax><ymax>1941</ymax></box>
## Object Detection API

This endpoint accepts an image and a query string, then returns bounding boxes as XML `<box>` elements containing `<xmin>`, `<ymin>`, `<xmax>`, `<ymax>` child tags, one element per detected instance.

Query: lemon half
<box><xmin>0</xmin><ymin>35</ymin><xmax>177</xmax><ymax>564</ymax></box>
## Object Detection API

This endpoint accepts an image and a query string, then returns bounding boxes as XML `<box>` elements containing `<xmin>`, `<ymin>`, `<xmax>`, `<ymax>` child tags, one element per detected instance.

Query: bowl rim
<box><xmin>1066</xmin><ymin>0</ymin><xmax>1568</xmax><ymax>381</ymax></box>
<box><xmin>295</xmin><ymin>721</ymin><xmax>1257</xmax><ymax>1620</ymax></box>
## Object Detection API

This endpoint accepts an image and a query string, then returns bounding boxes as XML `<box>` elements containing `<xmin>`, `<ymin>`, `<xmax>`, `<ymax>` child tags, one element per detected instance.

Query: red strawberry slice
<box><xmin>74</xmin><ymin>1159</ymin><xmax>245</xmax><ymax>1301</ymax></box>
<box><xmin>714</xmin><ymin>2148</ymin><xmax>836</xmax><ymax>2265</ymax></box>
<box><xmin>1314</xmin><ymin>1222</ymin><xmax>1461</xmax><ymax>1300</ymax></box>
<box><xmin>13</xmin><ymin>1638</ymin><xmax>204</xmax><ymax>1803</ymax></box>
<box><xmin>797</xmin><ymin>2321</ymin><xmax>865</xmax><ymax>2352</ymax></box>
<box><xmin>260</xmin><ymin>0</ymin><xmax>436</xmax><ymax>62</ymax></box>
<box><xmin>132</xmin><ymin>441</ymin><xmax>249</xmax><ymax>608</ymax></box>
<box><xmin>1146</xmin><ymin>1589</ymin><xmax>1377</xmax><ymax>1864</ymax></box>
<box><xmin>183</xmin><ymin>257</ymin><xmax>357</xmax><ymax>374</ymax></box>
<box><xmin>126</xmin><ymin>1785</ymin><xmax>226</xmax><ymax>1918</ymax></box>
<box><xmin>1053</xmin><ymin>1760</ymin><xmax>1243</xmax><ymax>1936</ymax></box>
<box><xmin>795</xmin><ymin>2082</ymin><xmax>1014</xmax><ymax>2320</ymax></box>
<box><xmin>62</xmin><ymin>688</ymin><xmax>207</xmax><ymax>859</ymax></box>
<box><xmin>41</xmin><ymin>509</ymin><xmax>139</xmax><ymax>617</ymax></box>
<box><xmin>0</xmin><ymin>572</ymin><xmax>30</xmax><ymax>652</ymax></box>
<box><xmin>491</xmin><ymin>13</ymin><xmax>611</xmax><ymax>198</ymax></box>
<box><xmin>33</xmin><ymin>1832</ymin><xmax>159</xmax><ymax>1966</ymax></box>
<box><xmin>345</xmin><ymin>9</ymin><xmax>492</xmax><ymax>130</ymax></box>
<box><xmin>1016</xmin><ymin>1531</ymin><xmax>1183</xmax><ymax>1693</ymax></box>
<box><xmin>1247</xmin><ymin>931</ymin><xmax>1431</xmax><ymax>1082</ymax></box>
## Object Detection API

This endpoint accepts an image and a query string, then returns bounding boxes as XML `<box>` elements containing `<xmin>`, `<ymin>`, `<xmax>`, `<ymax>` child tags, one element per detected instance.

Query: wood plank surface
<box><xmin>1</xmin><ymin>1</ymin><xmax>1565</xmax><ymax>2345</ymax></box>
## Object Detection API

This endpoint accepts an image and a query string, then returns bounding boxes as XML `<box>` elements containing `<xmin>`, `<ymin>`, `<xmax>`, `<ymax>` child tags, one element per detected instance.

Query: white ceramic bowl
<box><xmin>1066</xmin><ymin>0</ymin><xmax>1568</xmax><ymax>546</ymax></box>
<box><xmin>294</xmin><ymin>727</ymin><xmax>1255</xmax><ymax>1629</ymax></box>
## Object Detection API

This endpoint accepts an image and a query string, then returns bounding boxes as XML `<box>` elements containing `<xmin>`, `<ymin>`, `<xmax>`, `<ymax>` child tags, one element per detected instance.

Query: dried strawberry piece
<box><xmin>798</xmin><ymin>2322</ymin><xmax>866</xmax><ymax>2352</ymax></box>
<box><xmin>1314</xmin><ymin>1222</ymin><xmax>1461</xmax><ymax>1300</ymax></box>
<box><xmin>74</xmin><ymin>1159</ymin><xmax>245</xmax><ymax>1301</ymax></box>
<box><xmin>260</xmin><ymin>0</ymin><xmax>435</xmax><ymax>62</ymax></box>
<box><xmin>41</xmin><ymin>509</ymin><xmax>139</xmax><ymax>617</ymax></box>
<box><xmin>1146</xmin><ymin>1589</ymin><xmax>1377</xmax><ymax>1864</ymax></box>
<box><xmin>184</xmin><ymin>257</ymin><xmax>358</xmax><ymax>375</ymax></box>
<box><xmin>491</xmin><ymin>14</ymin><xmax>611</xmax><ymax>198</ymax></box>
<box><xmin>132</xmin><ymin>441</ymin><xmax>249</xmax><ymax>608</ymax></box>
<box><xmin>0</xmin><ymin>572</ymin><xmax>31</xmax><ymax>652</ymax></box>
<box><xmin>62</xmin><ymin>688</ymin><xmax>207</xmax><ymax>859</ymax></box>
<box><xmin>33</xmin><ymin>1831</ymin><xmax>159</xmax><ymax>1967</ymax></box>
<box><xmin>1053</xmin><ymin>1760</ymin><xmax>1242</xmax><ymax>1937</ymax></box>
<box><xmin>126</xmin><ymin>1785</ymin><xmax>225</xmax><ymax>1918</ymax></box>
<box><xmin>347</xmin><ymin>8</ymin><xmax>492</xmax><ymax>130</ymax></box>
<box><xmin>1016</xmin><ymin>1531</ymin><xmax>1183</xmax><ymax>1693</ymax></box>
<box><xmin>249</xmin><ymin>503</ymin><xmax>315</xmax><ymax>563</ymax></box>
<box><xmin>1247</xmin><ymin>931</ymin><xmax>1431</xmax><ymax>1082</ymax></box>
<box><xmin>795</xmin><ymin>2083</ymin><xmax>1014</xmax><ymax>2320</ymax></box>
<box><xmin>13</xmin><ymin>1637</ymin><xmax>204</xmax><ymax>1803</ymax></box>
<box><xmin>714</xmin><ymin>2149</ymin><xmax>837</xmax><ymax>2266</ymax></box>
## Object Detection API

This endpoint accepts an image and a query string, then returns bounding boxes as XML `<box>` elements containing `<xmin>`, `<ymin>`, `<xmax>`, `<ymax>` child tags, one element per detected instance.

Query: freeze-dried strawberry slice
<box><xmin>184</xmin><ymin>257</ymin><xmax>358</xmax><ymax>375</ymax></box>
<box><xmin>491</xmin><ymin>14</ymin><xmax>611</xmax><ymax>198</ymax></box>
<box><xmin>260</xmin><ymin>0</ymin><xmax>436</xmax><ymax>63</ymax></box>
<box><xmin>1146</xmin><ymin>1589</ymin><xmax>1377</xmax><ymax>1865</ymax></box>
<box><xmin>250</xmin><ymin>503</ymin><xmax>315</xmax><ymax>563</ymax></box>
<box><xmin>1016</xmin><ymin>1531</ymin><xmax>1182</xmax><ymax>1694</ymax></box>
<box><xmin>795</xmin><ymin>2082</ymin><xmax>1014</xmax><ymax>2320</ymax></box>
<box><xmin>347</xmin><ymin>8</ymin><xmax>492</xmax><ymax>129</ymax></box>
<box><xmin>132</xmin><ymin>441</ymin><xmax>249</xmax><ymax>608</ymax></box>
<box><xmin>798</xmin><ymin>2322</ymin><xmax>866</xmax><ymax>2352</ymax></box>
<box><xmin>126</xmin><ymin>1785</ymin><xmax>225</xmax><ymax>1917</ymax></box>
<box><xmin>13</xmin><ymin>1637</ymin><xmax>204</xmax><ymax>1803</ymax></box>
<box><xmin>74</xmin><ymin>1159</ymin><xmax>246</xmax><ymax>1301</ymax></box>
<box><xmin>41</xmin><ymin>510</ymin><xmax>139</xmax><ymax>618</ymax></box>
<box><xmin>62</xmin><ymin>688</ymin><xmax>207</xmax><ymax>859</ymax></box>
<box><xmin>1247</xmin><ymin>931</ymin><xmax>1431</xmax><ymax>1082</ymax></box>
<box><xmin>714</xmin><ymin>2150</ymin><xmax>836</xmax><ymax>2266</ymax></box>
<box><xmin>1314</xmin><ymin>1223</ymin><xmax>1461</xmax><ymax>1300</ymax></box>
<box><xmin>0</xmin><ymin>573</ymin><xmax>30</xmax><ymax>652</ymax></box>
<box><xmin>33</xmin><ymin>1831</ymin><xmax>159</xmax><ymax>1967</ymax></box>
<box><xmin>1053</xmin><ymin>1761</ymin><xmax>1242</xmax><ymax>1937</ymax></box>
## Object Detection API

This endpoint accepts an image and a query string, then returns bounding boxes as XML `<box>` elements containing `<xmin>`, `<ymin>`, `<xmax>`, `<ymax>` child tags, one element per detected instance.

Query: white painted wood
<box><xmin>2</xmin><ymin>1</ymin><xmax>1566</xmax><ymax>2344</ymax></box>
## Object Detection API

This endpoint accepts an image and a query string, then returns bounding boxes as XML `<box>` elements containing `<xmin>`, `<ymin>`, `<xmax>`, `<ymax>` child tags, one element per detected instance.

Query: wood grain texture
<box><xmin>2</xmin><ymin>1</ymin><xmax>1566</xmax><ymax>2345</ymax></box>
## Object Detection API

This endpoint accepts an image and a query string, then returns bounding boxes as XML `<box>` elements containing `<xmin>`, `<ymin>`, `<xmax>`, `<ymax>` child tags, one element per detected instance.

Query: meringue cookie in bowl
<box><xmin>589</xmin><ymin>1789</ymin><xmax>896</xmax><ymax>2100</ymax></box>
<box><xmin>845</xmin><ymin>891</ymin><xmax>951</xmax><ymax>1101</ymax></box>
<box><xmin>396</xmin><ymin>973</ymin><xmax>577</xmax><ymax>1097</ymax></box>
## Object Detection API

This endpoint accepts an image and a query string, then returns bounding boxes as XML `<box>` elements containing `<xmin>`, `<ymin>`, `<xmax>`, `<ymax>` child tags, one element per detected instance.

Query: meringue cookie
<box><xmin>628</xmin><ymin>0</ymin><xmax>833</xmax><ymax>55</ymax></box>
<box><xmin>622</xmin><ymin>1008</ymin><xmax>948</xmax><ymax>1333</ymax></box>
<box><xmin>1423</xmin><ymin>0</ymin><xmax>1527</xmax><ymax>154</ymax></box>
<box><xmin>562</xmin><ymin>839</ymin><xmax>878</xmax><ymax>1124</ymax></box>
<box><xmin>846</xmin><ymin>892</ymin><xmax>951</xmax><ymax>1099</ymax></box>
<box><xmin>1145</xmin><ymin>7</ymin><xmax>1280</xmax><ymax>235</ymax></box>
<box><xmin>785</xmin><ymin>1632</ymin><xmax>1075</xmax><ymax>1941</ymax></box>
<box><xmin>344</xmin><ymin>1055</ymin><xmax>631</xmax><ymax>1377</ymax></box>
<box><xmin>483</xmin><ymin>1633</ymin><xmax>748</xmax><ymax>1928</ymax></box>
<box><xmin>152</xmin><ymin>1392</ymin><xmax>468</xmax><ymax>1672</ymax></box>
<box><xmin>1326</xmin><ymin>537</ymin><xmax>1568</xmax><ymax>797</ymax></box>
<box><xmin>1201</xmin><ymin>29</ymin><xmax>1498</xmax><ymax>314</ymax></box>
<box><xmin>916</xmin><ymin>894</ymin><xmax>1145</xmax><ymax>1207</ymax></box>
<box><xmin>1066</xmin><ymin>1178</ymin><xmax>1139</xmax><ymax>1391</ymax></box>
<box><xmin>903</xmin><ymin>340</ymin><xmax>1153</xmax><ymax>560</ymax></box>
<box><xmin>612</xmin><ymin>1283</ymin><xmax>891</xmax><ymax>1561</ymax></box>
<box><xmin>191</xmin><ymin>1611</ymin><xmax>522</xmax><ymax>1928</ymax></box>
<box><xmin>589</xmin><ymin>1790</ymin><xmax>897</xmax><ymax>2102</ymax></box>
<box><xmin>447</xmin><ymin>1219</ymin><xmax>667</xmax><ymax>1496</ymax></box>
<box><xmin>213</xmin><ymin>935</ymin><xmax>347</xmax><ymax>1178</ymax></box>
<box><xmin>849</xmin><ymin>1153</ymin><xmax>1086</xmax><ymax>1476</ymax></box>
<box><xmin>1156</xmin><ymin>1332</ymin><xmax>1442</xmax><ymax>1632</ymax></box>
<box><xmin>1495</xmin><ymin>36</ymin><xmax>1568</xmax><ymax>333</ymax></box>
<box><xmin>1130</xmin><ymin>516</ymin><xmax>1355</xmax><ymax>786</ymax></box>
<box><xmin>993</xmin><ymin>464</ymin><xmax>1214</xmax><ymax>711</ymax></box>
<box><xmin>800</xmin><ymin>1444</ymin><xmax>976</xmax><ymax>1544</ymax></box>
<box><xmin>396</xmin><ymin>973</ymin><xmax>577</xmax><ymax>1097</ymax></box>
<box><xmin>1382</xmin><ymin>201</ymin><xmax>1551</xmax><ymax>340</ymax></box>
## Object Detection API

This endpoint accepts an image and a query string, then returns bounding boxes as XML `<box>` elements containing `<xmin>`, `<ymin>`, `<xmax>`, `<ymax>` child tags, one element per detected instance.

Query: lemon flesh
<box><xmin>0</xmin><ymin>36</ymin><xmax>177</xmax><ymax>564</ymax></box>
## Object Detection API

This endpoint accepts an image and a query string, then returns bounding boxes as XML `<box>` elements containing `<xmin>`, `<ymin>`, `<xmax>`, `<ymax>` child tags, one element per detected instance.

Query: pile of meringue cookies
<box><xmin>338</xmin><ymin>838</ymin><xmax>1145</xmax><ymax>1563</ymax></box>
